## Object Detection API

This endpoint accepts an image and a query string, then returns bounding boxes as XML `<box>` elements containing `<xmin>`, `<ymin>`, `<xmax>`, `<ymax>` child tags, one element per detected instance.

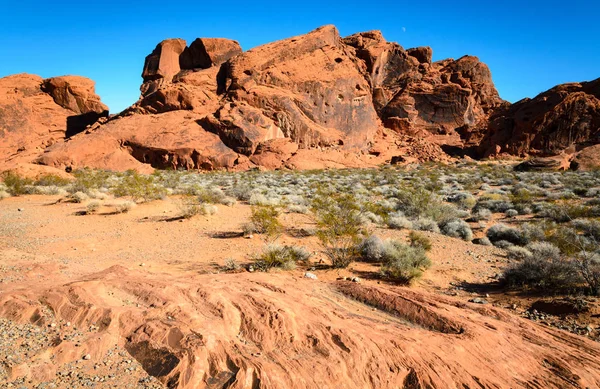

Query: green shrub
<box><xmin>487</xmin><ymin>224</ymin><xmax>528</xmax><ymax>246</ymax></box>
<box><xmin>380</xmin><ymin>241</ymin><xmax>431</xmax><ymax>284</ymax></box>
<box><xmin>70</xmin><ymin>168</ymin><xmax>110</xmax><ymax>194</ymax></box>
<box><xmin>409</xmin><ymin>231</ymin><xmax>432</xmax><ymax>251</ymax></box>
<box><xmin>311</xmin><ymin>190</ymin><xmax>364</xmax><ymax>268</ymax></box>
<box><xmin>1</xmin><ymin>171</ymin><xmax>33</xmax><ymax>195</ymax></box>
<box><xmin>35</xmin><ymin>174</ymin><xmax>71</xmax><ymax>187</ymax></box>
<box><xmin>254</xmin><ymin>244</ymin><xmax>311</xmax><ymax>271</ymax></box>
<box><xmin>113</xmin><ymin>170</ymin><xmax>166</xmax><ymax>202</ymax></box>
<box><xmin>249</xmin><ymin>205</ymin><xmax>282</xmax><ymax>240</ymax></box>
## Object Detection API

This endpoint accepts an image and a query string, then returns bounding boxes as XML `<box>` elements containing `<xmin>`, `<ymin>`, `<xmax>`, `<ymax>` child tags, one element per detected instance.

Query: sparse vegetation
<box><xmin>311</xmin><ymin>190</ymin><xmax>364</xmax><ymax>268</ymax></box>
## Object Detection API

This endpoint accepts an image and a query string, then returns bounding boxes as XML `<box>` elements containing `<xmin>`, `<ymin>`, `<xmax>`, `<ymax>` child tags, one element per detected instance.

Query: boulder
<box><xmin>0</xmin><ymin>73</ymin><xmax>108</xmax><ymax>172</ymax></box>
<box><xmin>141</xmin><ymin>38</ymin><xmax>187</xmax><ymax>82</ymax></box>
<box><xmin>180</xmin><ymin>38</ymin><xmax>242</xmax><ymax>70</ymax></box>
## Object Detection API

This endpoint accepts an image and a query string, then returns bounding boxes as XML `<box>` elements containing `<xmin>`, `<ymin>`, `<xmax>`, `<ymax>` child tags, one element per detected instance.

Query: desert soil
<box><xmin>0</xmin><ymin>195</ymin><xmax>599</xmax><ymax>388</ymax></box>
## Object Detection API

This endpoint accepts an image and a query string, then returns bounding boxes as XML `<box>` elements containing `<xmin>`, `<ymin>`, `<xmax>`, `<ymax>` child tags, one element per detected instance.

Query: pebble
<box><xmin>469</xmin><ymin>298</ymin><xmax>488</xmax><ymax>304</ymax></box>
<box><xmin>351</xmin><ymin>277</ymin><xmax>361</xmax><ymax>283</ymax></box>
<box><xmin>83</xmin><ymin>354</ymin><xmax>91</xmax><ymax>360</ymax></box>
<box><xmin>304</xmin><ymin>272</ymin><xmax>318</xmax><ymax>280</ymax></box>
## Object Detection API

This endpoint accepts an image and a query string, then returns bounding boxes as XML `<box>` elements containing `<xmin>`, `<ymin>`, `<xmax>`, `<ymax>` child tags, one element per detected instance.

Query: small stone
<box><xmin>17</xmin><ymin>208</ymin><xmax>23</xmax><ymax>212</ymax></box>
<box><xmin>247</xmin><ymin>265</ymin><xmax>254</xmax><ymax>273</ymax></box>
<box><xmin>351</xmin><ymin>277</ymin><xmax>361</xmax><ymax>283</ymax></box>
<box><xmin>83</xmin><ymin>354</ymin><xmax>91</xmax><ymax>360</ymax></box>
<box><xmin>469</xmin><ymin>298</ymin><xmax>488</xmax><ymax>304</ymax></box>
<box><xmin>139</xmin><ymin>263</ymin><xmax>145</xmax><ymax>267</ymax></box>
<box><xmin>304</xmin><ymin>272</ymin><xmax>318</xmax><ymax>280</ymax></box>
<box><xmin>50</xmin><ymin>323</ymin><xmax>56</xmax><ymax>328</ymax></box>
<box><xmin>245</xmin><ymin>234</ymin><xmax>253</xmax><ymax>239</ymax></box>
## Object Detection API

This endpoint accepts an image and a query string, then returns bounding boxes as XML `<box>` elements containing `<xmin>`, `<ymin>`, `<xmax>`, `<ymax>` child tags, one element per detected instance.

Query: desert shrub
<box><xmin>1</xmin><ymin>171</ymin><xmax>33</xmax><ymax>196</ymax></box>
<box><xmin>469</xmin><ymin>208</ymin><xmax>492</xmax><ymax>222</ymax></box>
<box><xmin>69</xmin><ymin>191</ymin><xmax>89</xmax><ymax>203</ymax></box>
<box><xmin>113</xmin><ymin>170</ymin><xmax>166</xmax><ymax>202</ymax></box>
<box><xmin>35</xmin><ymin>174</ymin><xmax>71</xmax><ymax>187</ymax></box>
<box><xmin>440</xmin><ymin>219</ymin><xmax>473</xmax><ymax>241</ymax></box>
<box><xmin>223</xmin><ymin>258</ymin><xmax>241</xmax><ymax>271</ymax></box>
<box><xmin>412</xmin><ymin>217</ymin><xmax>440</xmax><ymax>233</ymax></box>
<box><xmin>114</xmin><ymin>201</ymin><xmax>136</xmax><ymax>214</ymax></box>
<box><xmin>379</xmin><ymin>241</ymin><xmax>431</xmax><ymax>284</ymax></box>
<box><xmin>360</xmin><ymin>211</ymin><xmax>384</xmax><ymax>225</ymax></box>
<box><xmin>473</xmin><ymin>237</ymin><xmax>492</xmax><ymax>246</ymax></box>
<box><xmin>311</xmin><ymin>191</ymin><xmax>364</xmax><ymax>268</ymax></box>
<box><xmin>249</xmin><ymin>205</ymin><xmax>282</xmax><ymax>240</ymax></box>
<box><xmin>0</xmin><ymin>190</ymin><xmax>10</xmax><ymax>200</ymax></box>
<box><xmin>486</xmin><ymin>224</ymin><xmax>528</xmax><ymax>246</ymax></box>
<box><xmin>505</xmin><ymin>209</ymin><xmax>519</xmax><ymax>218</ymax></box>
<box><xmin>394</xmin><ymin>187</ymin><xmax>444</xmax><ymax>219</ymax></box>
<box><xmin>527</xmin><ymin>242</ymin><xmax>561</xmax><ymax>262</ymax></box>
<box><xmin>196</xmin><ymin>187</ymin><xmax>226</xmax><ymax>204</ymax></box>
<box><xmin>474</xmin><ymin>198</ymin><xmax>513</xmax><ymax>213</ymax></box>
<box><xmin>387</xmin><ymin>212</ymin><xmax>413</xmax><ymax>230</ymax></box>
<box><xmin>409</xmin><ymin>231</ymin><xmax>432</xmax><ymax>251</ymax></box>
<box><xmin>254</xmin><ymin>244</ymin><xmax>311</xmax><ymax>271</ymax></box>
<box><xmin>574</xmin><ymin>251</ymin><xmax>600</xmax><ymax>295</ymax></box>
<box><xmin>541</xmin><ymin>203</ymin><xmax>596</xmax><ymax>223</ymax></box>
<box><xmin>358</xmin><ymin>235</ymin><xmax>385</xmax><ymax>262</ymax></box>
<box><xmin>86</xmin><ymin>201</ymin><xmax>101</xmax><ymax>214</ymax></box>
<box><xmin>503</xmin><ymin>254</ymin><xmax>581</xmax><ymax>292</ymax></box>
<box><xmin>506</xmin><ymin>246</ymin><xmax>532</xmax><ymax>260</ymax></box>
<box><xmin>70</xmin><ymin>169</ymin><xmax>110</xmax><ymax>194</ymax></box>
<box><xmin>287</xmin><ymin>204</ymin><xmax>309</xmax><ymax>214</ymax></box>
<box><xmin>572</xmin><ymin>219</ymin><xmax>600</xmax><ymax>241</ymax></box>
<box><xmin>520</xmin><ymin>222</ymin><xmax>547</xmax><ymax>242</ymax></box>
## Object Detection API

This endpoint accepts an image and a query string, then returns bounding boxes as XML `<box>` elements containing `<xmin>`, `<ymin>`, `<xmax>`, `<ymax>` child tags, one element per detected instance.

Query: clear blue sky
<box><xmin>1</xmin><ymin>0</ymin><xmax>598</xmax><ymax>113</ymax></box>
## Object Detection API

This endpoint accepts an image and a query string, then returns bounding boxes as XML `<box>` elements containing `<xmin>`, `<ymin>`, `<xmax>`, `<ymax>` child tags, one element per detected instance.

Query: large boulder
<box><xmin>41</xmin><ymin>76</ymin><xmax>108</xmax><ymax>115</ymax></box>
<box><xmin>179</xmin><ymin>38</ymin><xmax>242</xmax><ymax>70</ymax></box>
<box><xmin>141</xmin><ymin>38</ymin><xmax>187</xmax><ymax>83</ymax></box>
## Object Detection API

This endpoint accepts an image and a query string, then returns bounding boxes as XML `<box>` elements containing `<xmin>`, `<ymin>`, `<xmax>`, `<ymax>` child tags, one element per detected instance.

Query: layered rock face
<box><xmin>1</xmin><ymin>25</ymin><xmax>598</xmax><ymax>173</ymax></box>
<box><xmin>0</xmin><ymin>74</ymin><xmax>108</xmax><ymax>168</ymax></box>
<box><xmin>36</xmin><ymin>25</ymin><xmax>496</xmax><ymax>172</ymax></box>
<box><xmin>467</xmin><ymin>78</ymin><xmax>600</xmax><ymax>158</ymax></box>
<box><xmin>343</xmin><ymin>31</ymin><xmax>503</xmax><ymax>138</ymax></box>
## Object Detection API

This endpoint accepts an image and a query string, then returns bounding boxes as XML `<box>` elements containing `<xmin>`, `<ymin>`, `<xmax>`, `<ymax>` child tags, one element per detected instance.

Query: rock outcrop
<box><xmin>1</xmin><ymin>25</ymin><xmax>598</xmax><ymax>173</ymax></box>
<box><xmin>34</xmin><ymin>26</ymin><xmax>492</xmax><ymax>172</ymax></box>
<box><xmin>343</xmin><ymin>31</ymin><xmax>503</xmax><ymax>138</ymax></box>
<box><xmin>2</xmin><ymin>267</ymin><xmax>600</xmax><ymax>388</ymax></box>
<box><xmin>467</xmin><ymin>78</ymin><xmax>600</xmax><ymax>158</ymax></box>
<box><xmin>0</xmin><ymin>74</ymin><xmax>108</xmax><ymax>170</ymax></box>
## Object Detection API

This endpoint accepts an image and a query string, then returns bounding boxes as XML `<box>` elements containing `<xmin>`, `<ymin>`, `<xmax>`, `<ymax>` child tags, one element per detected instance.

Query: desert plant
<box><xmin>412</xmin><ymin>217</ymin><xmax>440</xmax><ymax>233</ymax></box>
<box><xmin>35</xmin><ymin>174</ymin><xmax>71</xmax><ymax>187</ymax></box>
<box><xmin>440</xmin><ymin>219</ymin><xmax>473</xmax><ymax>241</ymax></box>
<box><xmin>379</xmin><ymin>241</ymin><xmax>431</xmax><ymax>284</ymax></box>
<box><xmin>486</xmin><ymin>224</ymin><xmax>528</xmax><ymax>246</ymax></box>
<box><xmin>387</xmin><ymin>212</ymin><xmax>413</xmax><ymax>230</ymax></box>
<box><xmin>113</xmin><ymin>170</ymin><xmax>166</xmax><ymax>202</ymax></box>
<box><xmin>1</xmin><ymin>171</ymin><xmax>33</xmax><ymax>196</ymax></box>
<box><xmin>503</xmin><ymin>255</ymin><xmax>581</xmax><ymax>292</ymax></box>
<box><xmin>311</xmin><ymin>190</ymin><xmax>364</xmax><ymax>268</ymax></box>
<box><xmin>223</xmin><ymin>258</ymin><xmax>241</xmax><ymax>271</ymax></box>
<box><xmin>506</xmin><ymin>246</ymin><xmax>532</xmax><ymax>260</ymax></box>
<box><xmin>409</xmin><ymin>231</ymin><xmax>432</xmax><ymax>251</ymax></box>
<box><xmin>86</xmin><ymin>201</ymin><xmax>101</xmax><ymax>214</ymax></box>
<box><xmin>249</xmin><ymin>205</ymin><xmax>282</xmax><ymax>241</ymax></box>
<box><xmin>254</xmin><ymin>244</ymin><xmax>310</xmax><ymax>271</ymax></box>
<box><xmin>114</xmin><ymin>200</ymin><xmax>136</xmax><ymax>214</ymax></box>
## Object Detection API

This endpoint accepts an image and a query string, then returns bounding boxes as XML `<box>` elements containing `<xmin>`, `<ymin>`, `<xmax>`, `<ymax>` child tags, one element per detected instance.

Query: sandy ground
<box><xmin>0</xmin><ymin>195</ymin><xmax>599</xmax><ymax>388</ymax></box>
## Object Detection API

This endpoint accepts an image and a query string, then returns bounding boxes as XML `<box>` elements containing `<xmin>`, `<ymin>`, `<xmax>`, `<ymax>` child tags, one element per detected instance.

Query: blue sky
<box><xmin>1</xmin><ymin>0</ymin><xmax>598</xmax><ymax>113</ymax></box>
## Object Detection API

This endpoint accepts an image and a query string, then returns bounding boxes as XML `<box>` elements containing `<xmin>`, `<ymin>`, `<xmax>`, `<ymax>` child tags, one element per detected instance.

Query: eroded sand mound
<box><xmin>2</xmin><ymin>265</ymin><xmax>599</xmax><ymax>388</ymax></box>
